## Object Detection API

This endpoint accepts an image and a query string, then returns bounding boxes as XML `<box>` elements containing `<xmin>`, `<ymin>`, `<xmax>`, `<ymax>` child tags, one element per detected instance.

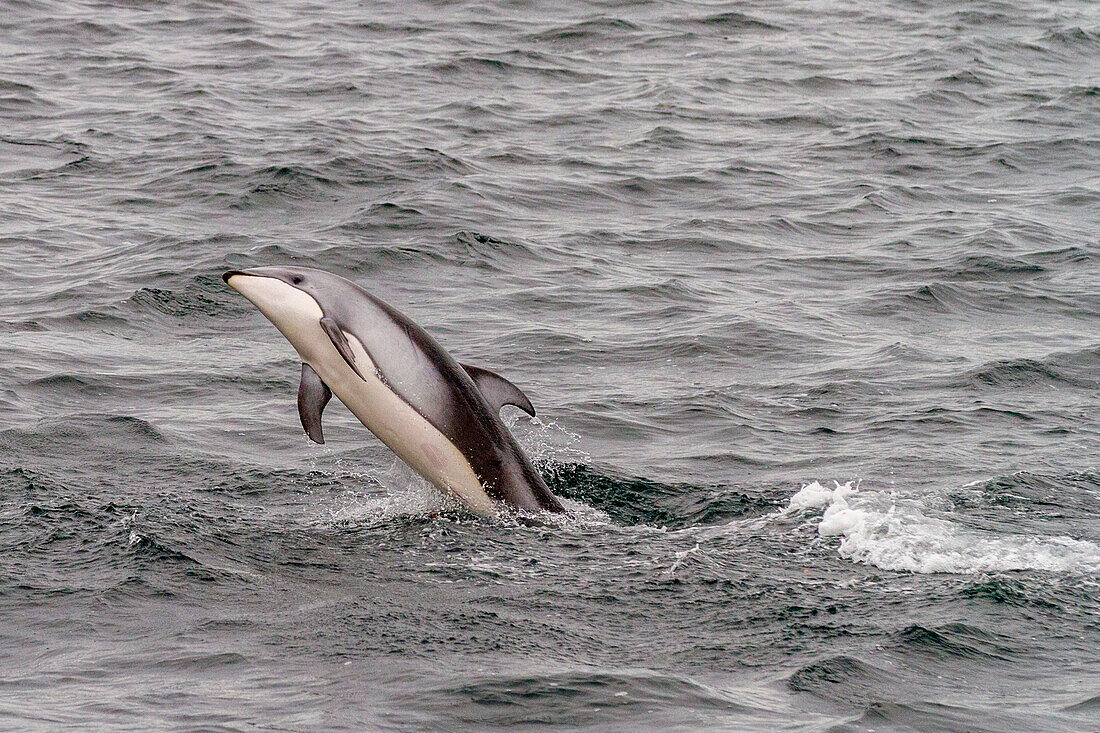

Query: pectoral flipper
<box><xmin>298</xmin><ymin>362</ymin><xmax>332</xmax><ymax>444</ymax></box>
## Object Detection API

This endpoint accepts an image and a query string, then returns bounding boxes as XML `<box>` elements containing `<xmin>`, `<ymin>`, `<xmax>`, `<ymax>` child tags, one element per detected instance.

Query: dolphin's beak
<box><xmin>223</xmin><ymin>269</ymin><xmax>269</xmax><ymax>291</ymax></box>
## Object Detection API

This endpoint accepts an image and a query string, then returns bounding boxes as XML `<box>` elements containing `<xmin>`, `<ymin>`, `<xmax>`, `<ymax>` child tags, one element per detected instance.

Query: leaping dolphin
<box><xmin>222</xmin><ymin>266</ymin><xmax>565</xmax><ymax>516</ymax></box>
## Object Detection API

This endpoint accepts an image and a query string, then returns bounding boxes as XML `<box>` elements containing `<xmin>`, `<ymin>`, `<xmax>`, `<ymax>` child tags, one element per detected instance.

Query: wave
<box><xmin>426</xmin><ymin>54</ymin><xmax>601</xmax><ymax>82</ymax></box>
<box><xmin>890</xmin><ymin>623</ymin><xmax>1016</xmax><ymax>662</ymax></box>
<box><xmin>229</xmin><ymin>164</ymin><xmax>343</xmax><ymax>209</ymax></box>
<box><xmin>787</xmin><ymin>655</ymin><xmax>897</xmax><ymax>706</ymax></box>
<box><xmin>1064</xmin><ymin>691</ymin><xmax>1100</xmax><ymax>713</ymax></box>
<box><xmin>950</xmin><ymin>470</ymin><xmax>1100</xmax><ymax>516</ymax></box>
<box><xmin>545</xmin><ymin>462</ymin><xmax>774</xmax><ymax>529</ymax></box>
<box><xmin>683</xmin><ymin>11</ymin><xmax>783</xmax><ymax>32</ymax></box>
<box><xmin>960</xmin><ymin>346</ymin><xmax>1099</xmax><ymax>389</ymax></box>
<box><xmin>126</xmin><ymin>282</ymin><xmax>234</xmax><ymax>320</ymax></box>
<box><xmin>937</xmin><ymin>253</ymin><xmax>1045</xmax><ymax>281</ymax></box>
<box><xmin>526</xmin><ymin>18</ymin><xmax>641</xmax><ymax>43</ymax></box>
<box><xmin>786</xmin><ymin>481</ymin><xmax>1100</xmax><ymax>573</ymax></box>
<box><xmin>958</xmin><ymin>576</ymin><xmax>1062</xmax><ymax>609</ymax></box>
<box><xmin>416</xmin><ymin>667</ymin><xmax>770</xmax><ymax>728</ymax></box>
<box><xmin>1</xmin><ymin>414</ymin><xmax>166</xmax><ymax>453</ymax></box>
<box><xmin>841</xmin><ymin>699</ymin><xmax>1059</xmax><ymax>733</ymax></box>
<box><xmin>1040</xmin><ymin>26</ymin><xmax>1100</xmax><ymax>52</ymax></box>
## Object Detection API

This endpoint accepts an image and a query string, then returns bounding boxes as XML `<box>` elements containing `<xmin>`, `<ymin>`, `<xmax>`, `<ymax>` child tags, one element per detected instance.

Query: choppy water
<box><xmin>2</xmin><ymin>0</ymin><xmax>1099</xmax><ymax>730</ymax></box>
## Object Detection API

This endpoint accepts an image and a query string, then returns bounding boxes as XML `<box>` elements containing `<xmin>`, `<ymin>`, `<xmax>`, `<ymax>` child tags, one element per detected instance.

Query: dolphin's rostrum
<box><xmin>223</xmin><ymin>266</ymin><xmax>565</xmax><ymax>515</ymax></box>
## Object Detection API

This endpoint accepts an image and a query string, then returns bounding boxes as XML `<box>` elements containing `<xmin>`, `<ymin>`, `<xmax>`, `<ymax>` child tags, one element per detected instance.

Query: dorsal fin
<box><xmin>461</xmin><ymin>363</ymin><xmax>535</xmax><ymax>417</ymax></box>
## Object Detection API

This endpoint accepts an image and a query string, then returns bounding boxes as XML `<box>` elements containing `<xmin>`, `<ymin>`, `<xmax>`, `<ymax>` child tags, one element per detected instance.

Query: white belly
<box><xmin>313</xmin><ymin>333</ymin><xmax>495</xmax><ymax>516</ymax></box>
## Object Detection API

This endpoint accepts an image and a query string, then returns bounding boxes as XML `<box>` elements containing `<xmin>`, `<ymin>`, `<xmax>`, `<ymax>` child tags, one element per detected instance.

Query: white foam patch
<box><xmin>787</xmin><ymin>481</ymin><xmax>1100</xmax><ymax>574</ymax></box>
<box><xmin>787</xmin><ymin>480</ymin><xmax>842</xmax><ymax>511</ymax></box>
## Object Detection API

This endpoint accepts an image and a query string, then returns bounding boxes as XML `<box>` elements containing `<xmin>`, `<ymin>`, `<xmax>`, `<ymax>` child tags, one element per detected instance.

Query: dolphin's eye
<box><xmin>292</xmin><ymin>275</ymin><xmax>303</xmax><ymax>285</ymax></box>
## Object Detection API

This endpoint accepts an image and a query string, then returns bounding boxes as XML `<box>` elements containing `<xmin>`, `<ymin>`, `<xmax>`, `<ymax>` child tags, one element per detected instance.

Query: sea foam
<box><xmin>787</xmin><ymin>481</ymin><xmax>1100</xmax><ymax>574</ymax></box>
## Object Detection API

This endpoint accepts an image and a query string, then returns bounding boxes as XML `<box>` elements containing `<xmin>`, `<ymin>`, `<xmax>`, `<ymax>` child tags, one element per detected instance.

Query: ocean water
<box><xmin>1</xmin><ymin>0</ymin><xmax>1098</xmax><ymax>729</ymax></box>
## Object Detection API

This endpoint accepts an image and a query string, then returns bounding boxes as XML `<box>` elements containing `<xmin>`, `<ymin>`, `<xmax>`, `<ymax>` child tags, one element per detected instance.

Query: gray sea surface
<box><xmin>1</xmin><ymin>0</ymin><xmax>1099</xmax><ymax>730</ymax></box>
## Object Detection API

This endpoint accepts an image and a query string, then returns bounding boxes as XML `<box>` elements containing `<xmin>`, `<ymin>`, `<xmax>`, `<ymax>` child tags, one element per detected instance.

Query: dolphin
<box><xmin>222</xmin><ymin>266</ymin><xmax>565</xmax><ymax>516</ymax></box>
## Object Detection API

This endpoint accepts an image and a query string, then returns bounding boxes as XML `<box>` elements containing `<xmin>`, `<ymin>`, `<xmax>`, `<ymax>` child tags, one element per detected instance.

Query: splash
<box><xmin>787</xmin><ymin>481</ymin><xmax>1100</xmax><ymax>574</ymax></box>
<box><xmin>316</xmin><ymin>415</ymin><xmax>604</xmax><ymax>528</ymax></box>
<box><xmin>321</xmin><ymin>458</ymin><xmax>455</xmax><ymax>526</ymax></box>
<box><xmin>121</xmin><ymin>509</ymin><xmax>143</xmax><ymax>546</ymax></box>
<box><xmin>504</xmin><ymin>412</ymin><xmax>591</xmax><ymax>470</ymax></box>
